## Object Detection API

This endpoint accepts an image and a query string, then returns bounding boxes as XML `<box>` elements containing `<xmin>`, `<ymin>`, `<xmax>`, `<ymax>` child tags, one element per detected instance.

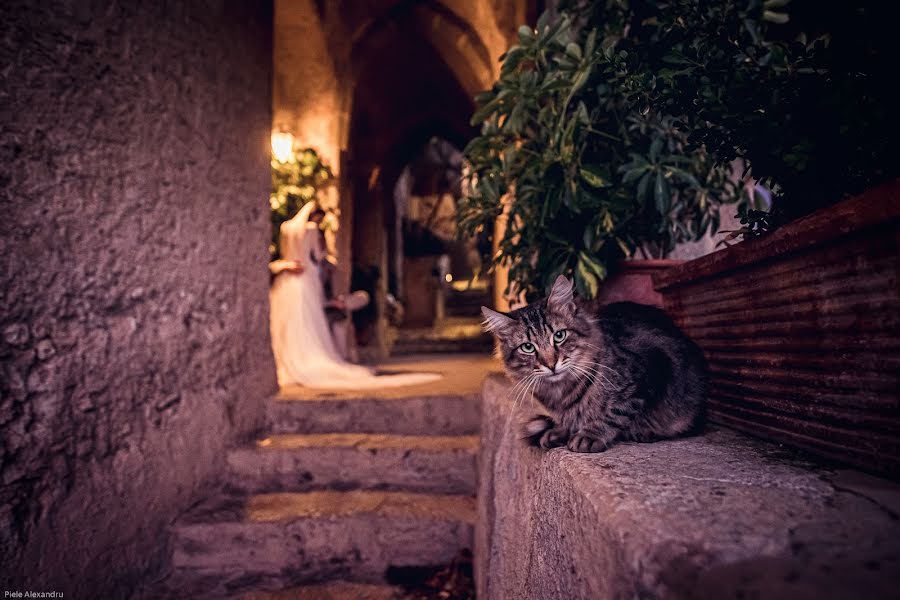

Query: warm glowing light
<box><xmin>271</xmin><ymin>131</ymin><xmax>294</xmax><ymax>162</ymax></box>
<box><xmin>445</xmin><ymin>273</ymin><xmax>453</xmax><ymax>283</ymax></box>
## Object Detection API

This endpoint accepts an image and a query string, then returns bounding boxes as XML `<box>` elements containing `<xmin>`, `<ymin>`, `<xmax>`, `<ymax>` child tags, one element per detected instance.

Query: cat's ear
<box><xmin>481</xmin><ymin>306</ymin><xmax>514</xmax><ymax>333</ymax></box>
<box><xmin>548</xmin><ymin>275</ymin><xmax>576</xmax><ymax>314</ymax></box>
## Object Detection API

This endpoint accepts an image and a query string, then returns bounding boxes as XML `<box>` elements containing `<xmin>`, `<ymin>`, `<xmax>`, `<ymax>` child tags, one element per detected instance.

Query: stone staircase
<box><xmin>160</xmin><ymin>356</ymin><xmax>498</xmax><ymax>598</ymax></box>
<box><xmin>391</xmin><ymin>317</ymin><xmax>493</xmax><ymax>356</ymax></box>
<box><xmin>445</xmin><ymin>287</ymin><xmax>490</xmax><ymax>318</ymax></box>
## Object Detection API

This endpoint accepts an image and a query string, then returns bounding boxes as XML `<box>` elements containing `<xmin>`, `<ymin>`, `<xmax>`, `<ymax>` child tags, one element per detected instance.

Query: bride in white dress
<box><xmin>269</xmin><ymin>201</ymin><xmax>441</xmax><ymax>389</ymax></box>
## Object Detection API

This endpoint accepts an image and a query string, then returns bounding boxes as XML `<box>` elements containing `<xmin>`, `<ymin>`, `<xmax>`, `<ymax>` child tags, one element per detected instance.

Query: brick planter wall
<box><xmin>654</xmin><ymin>181</ymin><xmax>900</xmax><ymax>478</ymax></box>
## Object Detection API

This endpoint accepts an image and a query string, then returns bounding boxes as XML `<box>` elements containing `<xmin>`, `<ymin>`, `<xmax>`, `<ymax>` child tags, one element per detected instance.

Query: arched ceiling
<box><xmin>317</xmin><ymin>0</ymin><xmax>529</xmax><ymax>94</ymax></box>
<box><xmin>348</xmin><ymin>0</ymin><xmax>495</xmax><ymax>98</ymax></box>
<box><xmin>349</xmin><ymin>22</ymin><xmax>476</xmax><ymax>163</ymax></box>
<box><xmin>317</xmin><ymin>0</ymin><xmax>533</xmax><ymax>188</ymax></box>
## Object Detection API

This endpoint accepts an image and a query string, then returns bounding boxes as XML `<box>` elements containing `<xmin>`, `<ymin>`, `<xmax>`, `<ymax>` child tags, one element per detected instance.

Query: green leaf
<box><xmin>654</xmin><ymin>170</ymin><xmax>670</xmax><ymax>213</ymax></box>
<box><xmin>518</xmin><ymin>25</ymin><xmax>535</xmax><ymax>43</ymax></box>
<box><xmin>580</xmin><ymin>164</ymin><xmax>612</xmax><ymax>188</ymax></box>
<box><xmin>667</xmin><ymin>167</ymin><xmax>700</xmax><ymax>188</ymax></box>
<box><xmin>582</xmin><ymin>225</ymin><xmax>594</xmax><ymax>249</ymax></box>
<box><xmin>636</xmin><ymin>172</ymin><xmax>651</xmax><ymax>203</ymax></box>
<box><xmin>470</xmin><ymin>96</ymin><xmax>501</xmax><ymax>126</ymax></box>
<box><xmin>584</xmin><ymin>29</ymin><xmax>597</xmax><ymax>57</ymax></box>
<box><xmin>578</xmin><ymin>251</ymin><xmax>607</xmax><ymax>280</ymax></box>
<box><xmin>649</xmin><ymin>138</ymin><xmax>663</xmax><ymax>162</ymax></box>
<box><xmin>569</xmin><ymin>67</ymin><xmax>591</xmax><ymax>97</ymax></box>
<box><xmin>622</xmin><ymin>166</ymin><xmax>650</xmax><ymax>184</ymax></box>
<box><xmin>500</xmin><ymin>47</ymin><xmax>526</xmax><ymax>76</ymax></box>
<box><xmin>575</xmin><ymin>259</ymin><xmax>599</xmax><ymax>298</ymax></box>
<box><xmin>763</xmin><ymin>10</ymin><xmax>790</xmax><ymax>24</ymax></box>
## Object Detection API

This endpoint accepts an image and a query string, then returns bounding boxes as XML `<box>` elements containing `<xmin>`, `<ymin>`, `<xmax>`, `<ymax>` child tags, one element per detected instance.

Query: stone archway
<box><xmin>273</xmin><ymin>0</ymin><xmax>533</xmax><ymax>357</ymax></box>
<box><xmin>340</xmin><ymin>0</ymin><xmax>496</xmax><ymax>358</ymax></box>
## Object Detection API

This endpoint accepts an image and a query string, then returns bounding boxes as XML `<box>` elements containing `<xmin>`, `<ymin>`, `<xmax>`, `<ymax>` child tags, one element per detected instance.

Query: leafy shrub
<box><xmin>460</xmin><ymin>0</ymin><xmax>899</xmax><ymax>299</ymax></box>
<box><xmin>459</xmin><ymin>9</ymin><xmax>739</xmax><ymax>299</ymax></box>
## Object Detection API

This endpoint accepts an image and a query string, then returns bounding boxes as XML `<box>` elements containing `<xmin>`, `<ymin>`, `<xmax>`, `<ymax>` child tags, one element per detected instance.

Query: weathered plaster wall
<box><xmin>0</xmin><ymin>2</ymin><xmax>276</xmax><ymax>596</ymax></box>
<box><xmin>273</xmin><ymin>0</ymin><xmax>346</xmax><ymax>171</ymax></box>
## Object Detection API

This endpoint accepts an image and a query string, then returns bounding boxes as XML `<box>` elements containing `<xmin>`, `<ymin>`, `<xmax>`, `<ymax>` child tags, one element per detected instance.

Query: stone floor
<box><xmin>390</xmin><ymin>318</ymin><xmax>493</xmax><ymax>355</ymax></box>
<box><xmin>155</xmin><ymin>354</ymin><xmax>499</xmax><ymax>599</ymax></box>
<box><xmin>237</xmin><ymin>582</ymin><xmax>406</xmax><ymax>599</ymax></box>
<box><xmin>278</xmin><ymin>354</ymin><xmax>500</xmax><ymax>401</ymax></box>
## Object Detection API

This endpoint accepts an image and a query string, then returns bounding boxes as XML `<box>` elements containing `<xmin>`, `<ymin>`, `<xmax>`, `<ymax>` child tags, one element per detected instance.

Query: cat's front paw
<box><xmin>539</xmin><ymin>427</ymin><xmax>569</xmax><ymax>449</ymax></box>
<box><xmin>567</xmin><ymin>432</ymin><xmax>610</xmax><ymax>453</ymax></box>
<box><xmin>521</xmin><ymin>415</ymin><xmax>554</xmax><ymax>446</ymax></box>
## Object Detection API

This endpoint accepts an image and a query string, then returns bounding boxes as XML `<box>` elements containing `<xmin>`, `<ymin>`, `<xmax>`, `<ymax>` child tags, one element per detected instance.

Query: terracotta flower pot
<box><xmin>596</xmin><ymin>259</ymin><xmax>683</xmax><ymax>307</ymax></box>
<box><xmin>654</xmin><ymin>180</ymin><xmax>900</xmax><ymax>478</ymax></box>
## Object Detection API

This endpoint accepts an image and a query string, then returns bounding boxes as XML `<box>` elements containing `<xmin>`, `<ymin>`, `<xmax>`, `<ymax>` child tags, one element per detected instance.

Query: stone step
<box><xmin>225</xmin><ymin>433</ymin><xmax>478</xmax><ymax>495</ymax></box>
<box><xmin>269</xmin><ymin>355</ymin><xmax>498</xmax><ymax>435</ymax></box>
<box><xmin>269</xmin><ymin>393</ymin><xmax>481</xmax><ymax>435</ymax></box>
<box><xmin>390</xmin><ymin>336</ymin><xmax>493</xmax><ymax>355</ymax></box>
<box><xmin>446</xmin><ymin>290</ymin><xmax>490</xmax><ymax>317</ymax></box>
<box><xmin>235</xmin><ymin>581</ymin><xmax>406</xmax><ymax>599</ymax></box>
<box><xmin>170</xmin><ymin>490</ymin><xmax>475</xmax><ymax>598</ymax></box>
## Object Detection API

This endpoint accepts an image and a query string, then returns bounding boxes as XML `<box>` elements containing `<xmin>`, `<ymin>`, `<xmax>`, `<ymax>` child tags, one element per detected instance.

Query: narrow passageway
<box><xmin>153</xmin><ymin>3</ymin><xmax>525</xmax><ymax>595</ymax></box>
<box><xmin>158</xmin><ymin>355</ymin><xmax>501</xmax><ymax>598</ymax></box>
<box><xmin>5</xmin><ymin>1</ymin><xmax>899</xmax><ymax>598</ymax></box>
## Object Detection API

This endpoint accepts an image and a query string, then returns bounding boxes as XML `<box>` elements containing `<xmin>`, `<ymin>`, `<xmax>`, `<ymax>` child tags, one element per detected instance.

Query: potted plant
<box><xmin>463</xmin><ymin>0</ymin><xmax>899</xmax><ymax>476</ymax></box>
<box><xmin>458</xmin><ymin>8</ymin><xmax>745</xmax><ymax>305</ymax></box>
<box><xmin>600</xmin><ymin>0</ymin><xmax>900</xmax><ymax>478</ymax></box>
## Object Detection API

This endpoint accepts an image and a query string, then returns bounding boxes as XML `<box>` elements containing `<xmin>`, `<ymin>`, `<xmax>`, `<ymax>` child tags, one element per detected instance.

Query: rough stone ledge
<box><xmin>476</xmin><ymin>374</ymin><xmax>900</xmax><ymax>600</ymax></box>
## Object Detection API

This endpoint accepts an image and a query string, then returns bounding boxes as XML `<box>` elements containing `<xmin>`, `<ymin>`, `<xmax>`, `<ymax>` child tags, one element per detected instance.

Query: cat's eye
<box><xmin>553</xmin><ymin>329</ymin><xmax>568</xmax><ymax>344</ymax></box>
<box><xmin>519</xmin><ymin>342</ymin><xmax>536</xmax><ymax>354</ymax></box>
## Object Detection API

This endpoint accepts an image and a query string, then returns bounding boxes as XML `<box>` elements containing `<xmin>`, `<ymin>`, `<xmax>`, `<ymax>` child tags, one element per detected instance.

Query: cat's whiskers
<box><xmin>573</xmin><ymin>356</ymin><xmax>622</xmax><ymax>385</ymax></box>
<box><xmin>508</xmin><ymin>373</ymin><xmax>536</xmax><ymax>410</ymax></box>
<box><xmin>559</xmin><ymin>357</ymin><xmax>592</xmax><ymax>385</ymax></box>
<box><xmin>566</xmin><ymin>367</ymin><xmax>589</xmax><ymax>388</ymax></box>
<box><xmin>502</xmin><ymin>373</ymin><xmax>536</xmax><ymax>438</ymax></box>
<box><xmin>511</xmin><ymin>372</ymin><xmax>542</xmax><ymax>416</ymax></box>
<box><xmin>573</xmin><ymin>364</ymin><xmax>618</xmax><ymax>390</ymax></box>
<box><xmin>581</xmin><ymin>367</ymin><xmax>619</xmax><ymax>392</ymax></box>
<box><xmin>568</xmin><ymin>364</ymin><xmax>603</xmax><ymax>389</ymax></box>
<box><xmin>578</xmin><ymin>344</ymin><xmax>620</xmax><ymax>373</ymax></box>
<box><xmin>503</xmin><ymin>373</ymin><xmax>531</xmax><ymax>403</ymax></box>
<box><xmin>503</xmin><ymin>372</ymin><xmax>543</xmax><ymax>439</ymax></box>
<box><xmin>513</xmin><ymin>374</ymin><xmax>536</xmax><ymax>410</ymax></box>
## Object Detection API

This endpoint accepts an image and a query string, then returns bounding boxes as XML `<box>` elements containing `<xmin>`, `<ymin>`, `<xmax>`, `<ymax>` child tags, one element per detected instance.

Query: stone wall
<box><xmin>0</xmin><ymin>2</ymin><xmax>276</xmax><ymax>596</ymax></box>
<box><xmin>477</xmin><ymin>375</ymin><xmax>900</xmax><ymax>599</ymax></box>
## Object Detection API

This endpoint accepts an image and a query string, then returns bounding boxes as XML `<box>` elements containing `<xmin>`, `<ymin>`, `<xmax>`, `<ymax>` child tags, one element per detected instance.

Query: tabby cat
<box><xmin>482</xmin><ymin>275</ymin><xmax>707</xmax><ymax>453</ymax></box>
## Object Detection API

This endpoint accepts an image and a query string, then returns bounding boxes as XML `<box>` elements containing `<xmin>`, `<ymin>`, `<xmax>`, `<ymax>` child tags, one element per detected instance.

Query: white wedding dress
<box><xmin>270</xmin><ymin>202</ymin><xmax>441</xmax><ymax>389</ymax></box>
